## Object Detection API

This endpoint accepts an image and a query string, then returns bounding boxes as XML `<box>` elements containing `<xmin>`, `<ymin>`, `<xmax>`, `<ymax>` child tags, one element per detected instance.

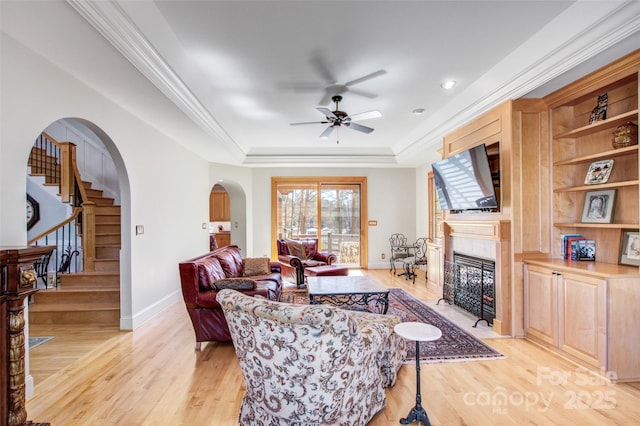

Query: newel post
<box><xmin>82</xmin><ymin>201</ymin><xmax>97</xmax><ymax>271</ymax></box>
<box><xmin>57</xmin><ymin>142</ymin><xmax>76</xmax><ymax>204</ymax></box>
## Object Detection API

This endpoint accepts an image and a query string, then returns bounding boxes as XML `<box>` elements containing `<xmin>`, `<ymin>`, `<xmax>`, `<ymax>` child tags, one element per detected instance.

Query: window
<box><xmin>272</xmin><ymin>177</ymin><xmax>367</xmax><ymax>267</ymax></box>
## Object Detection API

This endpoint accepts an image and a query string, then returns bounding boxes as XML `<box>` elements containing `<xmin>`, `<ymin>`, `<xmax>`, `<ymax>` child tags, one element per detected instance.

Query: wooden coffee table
<box><xmin>307</xmin><ymin>275</ymin><xmax>390</xmax><ymax>314</ymax></box>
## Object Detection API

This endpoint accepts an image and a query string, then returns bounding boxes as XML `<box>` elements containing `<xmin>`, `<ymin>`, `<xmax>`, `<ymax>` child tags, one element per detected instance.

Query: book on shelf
<box><xmin>576</xmin><ymin>240</ymin><xmax>596</xmax><ymax>261</ymax></box>
<box><xmin>569</xmin><ymin>238</ymin><xmax>587</xmax><ymax>260</ymax></box>
<box><xmin>560</xmin><ymin>234</ymin><xmax>582</xmax><ymax>259</ymax></box>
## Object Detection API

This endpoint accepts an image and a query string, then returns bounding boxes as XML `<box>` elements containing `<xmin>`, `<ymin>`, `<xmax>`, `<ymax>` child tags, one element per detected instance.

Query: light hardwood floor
<box><xmin>26</xmin><ymin>269</ymin><xmax>640</xmax><ymax>425</ymax></box>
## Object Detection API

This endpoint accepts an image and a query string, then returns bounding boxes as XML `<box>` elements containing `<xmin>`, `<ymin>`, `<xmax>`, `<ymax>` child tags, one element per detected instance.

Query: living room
<box><xmin>2</xmin><ymin>1</ymin><xmax>640</xmax><ymax>424</ymax></box>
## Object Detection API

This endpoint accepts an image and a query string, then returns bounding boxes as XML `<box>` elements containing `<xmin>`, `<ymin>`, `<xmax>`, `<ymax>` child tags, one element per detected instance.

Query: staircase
<box><xmin>28</xmin><ymin>139</ymin><xmax>121</xmax><ymax>326</ymax></box>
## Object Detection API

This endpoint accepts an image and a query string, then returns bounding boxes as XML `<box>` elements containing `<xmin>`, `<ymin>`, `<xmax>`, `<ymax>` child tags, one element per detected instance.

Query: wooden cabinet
<box><xmin>525</xmin><ymin>260</ymin><xmax>639</xmax><ymax>382</ymax></box>
<box><xmin>544</xmin><ymin>50</ymin><xmax>639</xmax><ymax>266</ymax></box>
<box><xmin>426</xmin><ymin>242</ymin><xmax>443</xmax><ymax>288</ymax></box>
<box><xmin>214</xmin><ymin>233</ymin><xmax>231</xmax><ymax>248</ymax></box>
<box><xmin>524</xmin><ymin>263</ymin><xmax>558</xmax><ymax>346</ymax></box>
<box><xmin>210</xmin><ymin>190</ymin><xmax>230</xmax><ymax>221</ymax></box>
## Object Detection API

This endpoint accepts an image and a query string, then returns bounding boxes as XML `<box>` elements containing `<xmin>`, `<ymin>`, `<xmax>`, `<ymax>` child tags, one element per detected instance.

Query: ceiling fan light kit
<box><xmin>290</xmin><ymin>95</ymin><xmax>381</xmax><ymax>142</ymax></box>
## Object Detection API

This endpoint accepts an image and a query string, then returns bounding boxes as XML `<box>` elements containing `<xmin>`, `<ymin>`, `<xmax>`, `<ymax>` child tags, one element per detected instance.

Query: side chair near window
<box><xmin>401</xmin><ymin>237</ymin><xmax>428</xmax><ymax>283</ymax></box>
<box><xmin>218</xmin><ymin>289</ymin><xmax>406</xmax><ymax>426</ymax></box>
<box><xmin>389</xmin><ymin>233</ymin><xmax>409</xmax><ymax>274</ymax></box>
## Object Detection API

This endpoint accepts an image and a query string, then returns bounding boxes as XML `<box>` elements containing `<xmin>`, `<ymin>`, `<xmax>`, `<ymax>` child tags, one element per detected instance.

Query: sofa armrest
<box><xmin>312</xmin><ymin>251</ymin><xmax>337</xmax><ymax>264</ymax></box>
<box><xmin>269</xmin><ymin>261</ymin><xmax>281</xmax><ymax>273</ymax></box>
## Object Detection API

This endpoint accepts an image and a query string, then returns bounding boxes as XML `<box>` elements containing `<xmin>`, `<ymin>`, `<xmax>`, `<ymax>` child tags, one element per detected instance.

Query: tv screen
<box><xmin>431</xmin><ymin>144</ymin><xmax>499</xmax><ymax>211</ymax></box>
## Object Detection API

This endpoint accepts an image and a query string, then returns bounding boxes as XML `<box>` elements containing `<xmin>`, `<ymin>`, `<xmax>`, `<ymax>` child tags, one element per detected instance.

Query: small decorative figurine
<box><xmin>589</xmin><ymin>93</ymin><xmax>608</xmax><ymax>124</ymax></box>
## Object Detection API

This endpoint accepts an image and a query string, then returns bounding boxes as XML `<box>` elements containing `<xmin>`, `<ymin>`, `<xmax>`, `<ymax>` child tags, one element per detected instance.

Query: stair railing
<box><xmin>28</xmin><ymin>132</ymin><xmax>97</xmax><ymax>277</ymax></box>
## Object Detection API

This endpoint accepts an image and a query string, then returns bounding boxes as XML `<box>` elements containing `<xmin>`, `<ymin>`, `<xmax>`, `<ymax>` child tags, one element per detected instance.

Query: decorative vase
<box><xmin>612</xmin><ymin>122</ymin><xmax>638</xmax><ymax>149</ymax></box>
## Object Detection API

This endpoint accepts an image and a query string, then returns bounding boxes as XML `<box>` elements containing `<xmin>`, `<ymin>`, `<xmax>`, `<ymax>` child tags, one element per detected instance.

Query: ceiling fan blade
<box><xmin>310</xmin><ymin>53</ymin><xmax>337</xmax><ymax>84</ymax></box>
<box><xmin>319</xmin><ymin>126</ymin><xmax>335</xmax><ymax>139</ymax></box>
<box><xmin>344</xmin><ymin>70</ymin><xmax>387</xmax><ymax>87</ymax></box>
<box><xmin>316</xmin><ymin>107</ymin><xmax>337</xmax><ymax>120</ymax></box>
<box><xmin>318</xmin><ymin>91</ymin><xmax>334</xmax><ymax>106</ymax></box>
<box><xmin>290</xmin><ymin>121</ymin><xmax>329</xmax><ymax>126</ymax></box>
<box><xmin>348</xmin><ymin>110</ymin><xmax>382</xmax><ymax>122</ymax></box>
<box><xmin>345</xmin><ymin>122</ymin><xmax>374</xmax><ymax>134</ymax></box>
<box><xmin>346</xmin><ymin>88</ymin><xmax>378</xmax><ymax>99</ymax></box>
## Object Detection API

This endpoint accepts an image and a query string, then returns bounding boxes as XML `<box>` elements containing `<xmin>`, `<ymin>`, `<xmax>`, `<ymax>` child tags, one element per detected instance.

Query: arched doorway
<box><xmin>26</xmin><ymin>117</ymin><xmax>131</xmax><ymax>385</ymax></box>
<box><xmin>209</xmin><ymin>180</ymin><xmax>247</xmax><ymax>254</ymax></box>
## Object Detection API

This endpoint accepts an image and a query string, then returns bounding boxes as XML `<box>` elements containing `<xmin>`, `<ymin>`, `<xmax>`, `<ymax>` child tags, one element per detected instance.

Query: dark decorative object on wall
<box><xmin>26</xmin><ymin>193</ymin><xmax>40</xmax><ymax>230</ymax></box>
<box><xmin>588</xmin><ymin>93</ymin><xmax>608</xmax><ymax>124</ymax></box>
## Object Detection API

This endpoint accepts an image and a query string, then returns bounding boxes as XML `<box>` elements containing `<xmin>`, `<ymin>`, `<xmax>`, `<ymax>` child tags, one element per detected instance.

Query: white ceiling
<box><xmin>4</xmin><ymin>1</ymin><xmax>640</xmax><ymax>167</ymax></box>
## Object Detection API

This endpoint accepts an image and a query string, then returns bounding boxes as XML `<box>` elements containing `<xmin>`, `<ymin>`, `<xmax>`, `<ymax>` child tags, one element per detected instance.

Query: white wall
<box><xmin>1</xmin><ymin>33</ymin><xmax>210</xmax><ymax>329</ymax></box>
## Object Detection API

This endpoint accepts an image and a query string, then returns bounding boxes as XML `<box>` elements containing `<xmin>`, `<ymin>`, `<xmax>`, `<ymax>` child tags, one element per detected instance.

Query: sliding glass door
<box><xmin>272</xmin><ymin>177</ymin><xmax>367</xmax><ymax>267</ymax></box>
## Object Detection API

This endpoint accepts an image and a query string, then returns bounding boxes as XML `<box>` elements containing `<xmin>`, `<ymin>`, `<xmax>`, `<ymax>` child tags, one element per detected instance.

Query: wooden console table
<box><xmin>1</xmin><ymin>246</ymin><xmax>54</xmax><ymax>426</ymax></box>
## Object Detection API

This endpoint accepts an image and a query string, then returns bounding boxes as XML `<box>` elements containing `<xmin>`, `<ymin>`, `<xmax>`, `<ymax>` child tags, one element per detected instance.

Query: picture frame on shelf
<box><xmin>584</xmin><ymin>159</ymin><xmax>614</xmax><ymax>185</ymax></box>
<box><xmin>619</xmin><ymin>230</ymin><xmax>640</xmax><ymax>266</ymax></box>
<box><xmin>581</xmin><ymin>189</ymin><xmax>616</xmax><ymax>223</ymax></box>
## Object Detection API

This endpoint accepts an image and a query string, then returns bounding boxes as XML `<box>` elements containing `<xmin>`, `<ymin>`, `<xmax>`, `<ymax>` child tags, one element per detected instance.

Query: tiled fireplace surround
<box><xmin>445</xmin><ymin>220</ymin><xmax>512</xmax><ymax>336</ymax></box>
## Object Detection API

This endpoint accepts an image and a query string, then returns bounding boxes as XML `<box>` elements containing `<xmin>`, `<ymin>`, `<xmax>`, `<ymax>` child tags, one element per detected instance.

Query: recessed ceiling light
<box><xmin>412</xmin><ymin>108</ymin><xmax>425</xmax><ymax>115</ymax></box>
<box><xmin>441</xmin><ymin>80</ymin><xmax>457</xmax><ymax>90</ymax></box>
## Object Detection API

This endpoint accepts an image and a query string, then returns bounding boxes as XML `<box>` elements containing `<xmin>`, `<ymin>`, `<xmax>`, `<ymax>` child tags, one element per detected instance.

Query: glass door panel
<box><xmin>276</xmin><ymin>183</ymin><xmax>318</xmax><ymax>240</ymax></box>
<box><xmin>321</xmin><ymin>184</ymin><xmax>361</xmax><ymax>266</ymax></box>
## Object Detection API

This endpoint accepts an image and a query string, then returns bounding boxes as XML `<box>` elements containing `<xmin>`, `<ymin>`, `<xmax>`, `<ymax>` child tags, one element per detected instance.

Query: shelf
<box><xmin>554</xmin><ymin>180</ymin><xmax>639</xmax><ymax>193</ymax></box>
<box><xmin>553</xmin><ymin>223</ymin><xmax>639</xmax><ymax>229</ymax></box>
<box><xmin>554</xmin><ymin>110</ymin><xmax>638</xmax><ymax>139</ymax></box>
<box><xmin>554</xmin><ymin>145</ymin><xmax>638</xmax><ymax>166</ymax></box>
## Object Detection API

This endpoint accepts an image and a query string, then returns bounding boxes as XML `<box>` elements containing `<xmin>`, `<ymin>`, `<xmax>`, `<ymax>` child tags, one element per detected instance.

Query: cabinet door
<box><xmin>558</xmin><ymin>272</ymin><xmax>605</xmax><ymax>367</ymax></box>
<box><xmin>426</xmin><ymin>243</ymin><xmax>442</xmax><ymax>287</ymax></box>
<box><xmin>212</xmin><ymin>191</ymin><xmax>230</xmax><ymax>221</ymax></box>
<box><xmin>215</xmin><ymin>233</ymin><xmax>231</xmax><ymax>248</ymax></box>
<box><xmin>524</xmin><ymin>264</ymin><xmax>557</xmax><ymax>345</ymax></box>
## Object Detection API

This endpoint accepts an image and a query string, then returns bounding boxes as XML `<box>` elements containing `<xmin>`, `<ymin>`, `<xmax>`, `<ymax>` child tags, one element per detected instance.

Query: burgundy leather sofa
<box><xmin>179</xmin><ymin>245</ymin><xmax>282</xmax><ymax>349</ymax></box>
<box><xmin>277</xmin><ymin>238</ymin><xmax>337</xmax><ymax>287</ymax></box>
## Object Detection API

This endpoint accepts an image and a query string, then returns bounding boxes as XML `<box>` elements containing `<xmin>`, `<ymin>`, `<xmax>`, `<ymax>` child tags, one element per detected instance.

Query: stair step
<box><xmin>32</xmin><ymin>288</ymin><xmax>120</xmax><ymax>304</ymax></box>
<box><xmin>94</xmin><ymin>259</ymin><xmax>120</xmax><ymax>273</ymax></box>
<box><xmin>59</xmin><ymin>272</ymin><xmax>119</xmax><ymax>287</ymax></box>
<box><xmin>96</xmin><ymin>233</ymin><xmax>121</xmax><ymax>245</ymax></box>
<box><xmin>96</xmin><ymin>245</ymin><xmax>120</xmax><ymax>258</ymax></box>
<box><xmin>87</xmin><ymin>196</ymin><xmax>114</xmax><ymax>206</ymax></box>
<box><xmin>29</xmin><ymin>306</ymin><xmax>120</xmax><ymax>325</ymax></box>
<box><xmin>96</xmin><ymin>223</ymin><xmax>121</xmax><ymax>234</ymax></box>
<box><xmin>96</xmin><ymin>206</ymin><xmax>121</xmax><ymax>215</ymax></box>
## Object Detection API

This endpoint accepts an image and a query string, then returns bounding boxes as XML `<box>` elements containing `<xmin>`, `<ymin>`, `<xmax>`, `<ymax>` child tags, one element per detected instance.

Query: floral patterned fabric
<box><xmin>218</xmin><ymin>289</ymin><xmax>405</xmax><ymax>426</ymax></box>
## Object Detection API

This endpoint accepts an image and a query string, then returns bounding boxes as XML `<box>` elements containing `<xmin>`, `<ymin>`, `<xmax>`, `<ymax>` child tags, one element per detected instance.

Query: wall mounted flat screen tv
<box><xmin>431</xmin><ymin>144</ymin><xmax>499</xmax><ymax>212</ymax></box>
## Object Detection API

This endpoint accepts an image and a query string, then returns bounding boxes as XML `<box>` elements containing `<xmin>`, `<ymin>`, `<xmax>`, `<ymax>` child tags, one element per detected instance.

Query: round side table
<box><xmin>394</xmin><ymin>321</ymin><xmax>442</xmax><ymax>425</ymax></box>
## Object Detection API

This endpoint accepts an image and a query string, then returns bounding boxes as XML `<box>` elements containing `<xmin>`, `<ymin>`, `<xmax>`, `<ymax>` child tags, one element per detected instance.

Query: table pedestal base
<box><xmin>400</xmin><ymin>340</ymin><xmax>431</xmax><ymax>426</ymax></box>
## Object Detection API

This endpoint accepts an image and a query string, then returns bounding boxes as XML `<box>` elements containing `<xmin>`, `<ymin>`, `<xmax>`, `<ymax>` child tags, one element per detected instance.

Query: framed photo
<box><xmin>581</xmin><ymin>189</ymin><xmax>616</xmax><ymax>223</ymax></box>
<box><xmin>584</xmin><ymin>159</ymin><xmax>614</xmax><ymax>185</ymax></box>
<box><xmin>619</xmin><ymin>230</ymin><xmax>640</xmax><ymax>266</ymax></box>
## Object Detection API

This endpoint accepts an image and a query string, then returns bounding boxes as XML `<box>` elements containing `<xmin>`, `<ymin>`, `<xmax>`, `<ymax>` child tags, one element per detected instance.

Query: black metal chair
<box><xmin>389</xmin><ymin>233</ymin><xmax>409</xmax><ymax>274</ymax></box>
<box><xmin>402</xmin><ymin>237</ymin><xmax>428</xmax><ymax>283</ymax></box>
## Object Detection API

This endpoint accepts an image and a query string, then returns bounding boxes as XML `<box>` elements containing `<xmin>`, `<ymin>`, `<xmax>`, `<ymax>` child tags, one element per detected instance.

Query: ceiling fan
<box><xmin>290</xmin><ymin>95</ymin><xmax>382</xmax><ymax>140</ymax></box>
<box><xmin>281</xmin><ymin>53</ymin><xmax>387</xmax><ymax>105</ymax></box>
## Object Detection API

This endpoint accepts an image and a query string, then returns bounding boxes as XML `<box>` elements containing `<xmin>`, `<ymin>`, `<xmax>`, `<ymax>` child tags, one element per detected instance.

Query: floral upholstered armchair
<box><xmin>218</xmin><ymin>289</ymin><xmax>406</xmax><ymax>426</ymax></box>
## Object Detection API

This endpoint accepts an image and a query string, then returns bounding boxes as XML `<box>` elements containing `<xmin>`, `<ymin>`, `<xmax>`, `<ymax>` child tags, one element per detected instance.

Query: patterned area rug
<box><xmin>282</xmin><ymin>287</ymin><xmax>505</xmax><ymax>363</ymax></box>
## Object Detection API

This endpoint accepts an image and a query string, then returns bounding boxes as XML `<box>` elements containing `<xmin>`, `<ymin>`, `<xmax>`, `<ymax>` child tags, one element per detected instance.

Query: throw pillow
<box><xmin>243</xmin><ymin>257</ymin><xmax>271</xmax><ymax>277</ymax></box>
<box><xmin>286</xmin><ymin>240</ymin><xmax>307</xmax><ymax>259</ymax></box>
<box><xmin>213</xmin><ymin>278</ymin><xmax>257</xmax><ymax>290</ymax></box>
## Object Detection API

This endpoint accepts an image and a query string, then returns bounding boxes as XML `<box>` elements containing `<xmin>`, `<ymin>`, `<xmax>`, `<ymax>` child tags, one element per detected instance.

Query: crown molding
<box><xmin>396</xmin><ymin>0</ymin><xmax>640</xmax><ymax>164</ymax></box>
<box><xmin>66</xmin><ymin>0</ymin><xmax>245</xmax><ymax>161</ymax></box>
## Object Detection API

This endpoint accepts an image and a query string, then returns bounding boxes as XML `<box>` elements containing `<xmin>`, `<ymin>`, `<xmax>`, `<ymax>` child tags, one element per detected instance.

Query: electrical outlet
<box><xmin>381</xmin><ymin>253</ymin><xmax>385</xmax><ymax>260</ymax></box>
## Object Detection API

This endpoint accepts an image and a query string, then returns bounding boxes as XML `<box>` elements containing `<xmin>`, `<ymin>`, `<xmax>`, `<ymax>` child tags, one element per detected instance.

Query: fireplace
<box><xmin>440</xmin><ymin>253</ymin><xmax>496</xmax><ymax>327</ymax></box>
